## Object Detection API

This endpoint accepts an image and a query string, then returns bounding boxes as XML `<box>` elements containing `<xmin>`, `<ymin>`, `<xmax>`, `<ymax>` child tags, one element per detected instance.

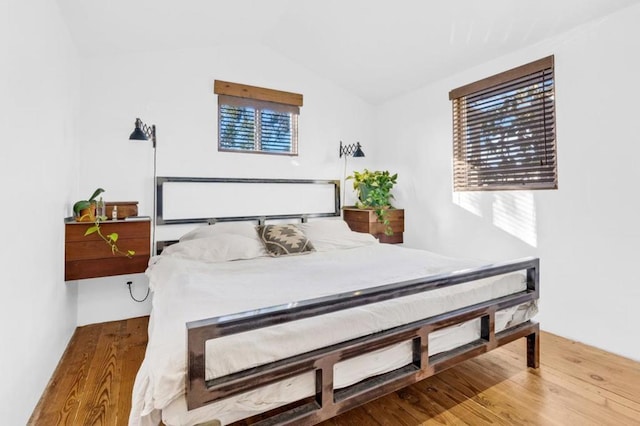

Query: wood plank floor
<box><xmin>29</xmin><ymin>316</ymin><xmax>640</xmax><ymax>425</ymax></box>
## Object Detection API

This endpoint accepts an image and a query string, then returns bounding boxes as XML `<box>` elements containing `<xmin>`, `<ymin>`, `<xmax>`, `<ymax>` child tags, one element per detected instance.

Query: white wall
<box><xmin>374</xmin><ymin>5</ymin><xmax>640</xmax><ymax>361</ymax></box>
<box><xmin>0</xmin><ymin>0</ymin><xmax>79</xmax><ymax>423</ymax></box>
<box><xmin>74</xmin><ymin>44</ymin><xmax>375</xmax><ymax>324</ymax></box>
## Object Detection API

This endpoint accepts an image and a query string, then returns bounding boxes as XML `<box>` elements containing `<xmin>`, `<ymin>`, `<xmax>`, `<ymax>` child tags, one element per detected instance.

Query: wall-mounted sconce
<box><xmin>129</xmin><ymin>117</ymin><xmax>157</xmax><ymax>250</ymax></box>
<box><xmin>339</xmin><ymin>141</ymin><xmax>365</xmax><ymax>209</ymax></box>
<box><xmin>129</xmin><ymin>118</ymin><xmax>156</xmax><ymax>148</ymax></box>
<box><xmin>339</xmin><ymin>141</ymin><xmax>365</xmax><ymax>158</ymax></box>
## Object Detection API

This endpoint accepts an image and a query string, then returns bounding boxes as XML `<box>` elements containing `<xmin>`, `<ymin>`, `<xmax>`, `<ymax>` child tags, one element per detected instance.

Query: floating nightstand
<box><xmin>343</xmin><ymin>207</ymin><xmax>404</xmax><ymax>244</ymax></box>
<box><xmin>64</xmin><ymin>217</ymin><xmax>151</xmax><ymax>281</ymax></box>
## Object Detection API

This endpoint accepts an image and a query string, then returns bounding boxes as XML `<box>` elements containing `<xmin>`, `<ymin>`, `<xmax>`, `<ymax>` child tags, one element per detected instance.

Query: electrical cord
<box><xmin>126</xmin><ymin>281</ymin><xmax>150</xmax><ymax>303</ymax></box>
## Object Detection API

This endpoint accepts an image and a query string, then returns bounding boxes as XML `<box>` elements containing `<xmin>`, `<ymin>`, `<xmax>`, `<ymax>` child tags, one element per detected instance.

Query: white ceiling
<box><xmin>56</xmin><ymin>0</ymin><xmax>639</xmax><ymax>104</ymax></box>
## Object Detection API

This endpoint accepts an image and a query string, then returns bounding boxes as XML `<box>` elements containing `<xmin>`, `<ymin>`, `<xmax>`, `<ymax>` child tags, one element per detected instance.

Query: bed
<box><xmin>129</xmin><ymin>177</ymin><xmax>540</xmax><ymax>426</ymax></box>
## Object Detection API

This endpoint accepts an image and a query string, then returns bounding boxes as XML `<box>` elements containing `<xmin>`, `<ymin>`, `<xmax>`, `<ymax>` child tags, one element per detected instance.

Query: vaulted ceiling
<box><xmin>56</xmin><ymin>0</ymin><xmax>639</xmax><ymax>103</ymax></box>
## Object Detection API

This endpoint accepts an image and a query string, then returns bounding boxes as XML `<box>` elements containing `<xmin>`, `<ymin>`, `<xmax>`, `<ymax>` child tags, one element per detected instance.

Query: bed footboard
<box><xmin>186</xmin><ymin>257</ymin><xmax>540</xmax><ymax>425</ymax></box>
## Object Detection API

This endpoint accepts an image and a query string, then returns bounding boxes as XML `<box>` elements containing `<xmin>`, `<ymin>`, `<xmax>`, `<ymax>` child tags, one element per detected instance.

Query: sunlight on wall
<box><xmin>452</xmin><ymin>191</ymin><xmax>483</xmax><ymax>217</ymax></box>
<box><xmin>452</xmin><ymin>191</ymin><xmax>538</xmax><ymax>247</ymax></box>
<box><xmin>492</xmin><ymin>192</ymin><xmax>537</xmax><ymax>247</ymax></box>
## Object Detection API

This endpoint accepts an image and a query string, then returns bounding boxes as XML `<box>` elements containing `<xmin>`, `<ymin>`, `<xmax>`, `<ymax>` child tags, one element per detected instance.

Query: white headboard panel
<box><xmin>156</xmin><ymin>177</ymin><xmax>340</xmax><ymax>225</ymax></box>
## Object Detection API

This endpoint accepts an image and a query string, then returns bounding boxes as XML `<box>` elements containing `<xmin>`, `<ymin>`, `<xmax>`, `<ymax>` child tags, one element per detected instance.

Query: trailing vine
<box><xmin>84</xmin><ymin>216</ymin><xmax>136</xmax><ymax>258</ymax></box>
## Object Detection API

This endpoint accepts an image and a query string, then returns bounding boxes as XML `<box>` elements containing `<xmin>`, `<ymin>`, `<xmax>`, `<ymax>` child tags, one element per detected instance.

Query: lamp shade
<box><xmin>353</xmin><ymin>143</ymin><xmax>365</xmax><ymax>157</ymax></box>
<box><xmin>129</xmin><ymin>126</ymin><xmax>148</xmax><ymax>141</ymax></box>
<box><xmin>129</xmin><ymin>118</ymin><xmax>149</xmax><ymax>141</ymax></box>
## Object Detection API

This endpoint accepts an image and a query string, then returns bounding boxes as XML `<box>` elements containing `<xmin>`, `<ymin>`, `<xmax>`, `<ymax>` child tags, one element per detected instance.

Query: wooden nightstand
<box><xmin>343</xmin><ymin>207</ymin><xmax>404</xmax><ymax>244</ymax></box>
<box><xmin>64</xmin><ymin>218</ymin><xmax>151</xmax><ymax>281</ymax></box>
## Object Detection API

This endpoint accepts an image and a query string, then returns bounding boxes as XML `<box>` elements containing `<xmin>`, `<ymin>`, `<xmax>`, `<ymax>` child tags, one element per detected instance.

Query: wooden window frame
<box><xmin>449</xmin><ymin>56</ymin><xmax>557</xmax><ymax>191</ymax></box>
<box><xmin>214</xmin><ymin>80</ymin><xmax>303</xmax><ymax>156</ymax></box>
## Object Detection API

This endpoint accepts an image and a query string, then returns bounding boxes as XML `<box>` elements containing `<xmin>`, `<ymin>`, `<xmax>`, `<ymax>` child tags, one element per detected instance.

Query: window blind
<box><xmin>218</xmin><ymin>95</ymin><xmax>299</xmax><ymax>155</ymax></box>
<box><xmin>449</xmin><ymin>56</ymin><xmax>557</xmax><ymax>191</ymax></box>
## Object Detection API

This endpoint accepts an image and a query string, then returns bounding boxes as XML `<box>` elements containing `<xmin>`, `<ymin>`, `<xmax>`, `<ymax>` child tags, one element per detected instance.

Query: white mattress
<box><xmin>130</xmin><ymin>244</ymin><xmax>535</xmax><ymax>426</ymax></box>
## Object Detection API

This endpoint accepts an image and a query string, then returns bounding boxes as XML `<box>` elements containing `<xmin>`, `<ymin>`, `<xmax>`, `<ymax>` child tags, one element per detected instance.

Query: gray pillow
<box><xmin>256</xmin><ymin>224</ymin><xmax>315</xmax><ymax>257</ymax></box>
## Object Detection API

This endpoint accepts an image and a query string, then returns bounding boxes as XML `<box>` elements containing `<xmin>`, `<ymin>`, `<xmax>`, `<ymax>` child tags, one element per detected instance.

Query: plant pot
<box><xmin>75</xmin><ymin>205</ymin><xmax>96</xmax><ymax>222</ymax></box>
<box><xmin>358</xmin><ymin>184</ymin><xmax>371</xmax><ymax>205</ymax></box>
<box><xmin>357</xmin><ymin>184</ymin><xmax>392</xmax><ymax>210</ymax></box>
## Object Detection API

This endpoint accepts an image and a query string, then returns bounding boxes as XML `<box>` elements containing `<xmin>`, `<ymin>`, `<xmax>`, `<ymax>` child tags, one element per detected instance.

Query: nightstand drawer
<box><xmin>64</xmin><ymin>219</ymin><xmax>151</xmax><ymax>281</ymax></box>
<box><xmin>343</xmin><ymin>208</ymin><xmax>404</xmax><ymax>244</ymax></box>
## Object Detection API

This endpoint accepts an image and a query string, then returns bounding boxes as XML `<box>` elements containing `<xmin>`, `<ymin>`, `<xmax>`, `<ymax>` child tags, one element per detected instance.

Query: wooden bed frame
<box><xmin>154</xmin><ymin>176</ymin><xmax>540</xmax><ymax>426</ymax></box>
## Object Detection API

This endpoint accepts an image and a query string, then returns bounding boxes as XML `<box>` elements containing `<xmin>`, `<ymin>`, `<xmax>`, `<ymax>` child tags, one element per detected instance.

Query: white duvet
<box><xmin>130</xmin><ymin>222</ymin><xmax>531</xmax><ymax>425</ymax></box>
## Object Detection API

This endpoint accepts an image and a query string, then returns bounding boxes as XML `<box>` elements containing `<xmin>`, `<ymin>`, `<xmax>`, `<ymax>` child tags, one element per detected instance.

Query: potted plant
<box><xmin>73</xmin><ymin>188</ymin><xmax>135</xmax><ymax>258</ymax></box>
<box><xmin>73</xmin><ymin>188</ymin><xmax>105</xmax><ymax>222</ymax></box>
<box><xmin>347</xmin><ymin>169</ymin><xmax>398</xmax><ymax>235</ymax></box>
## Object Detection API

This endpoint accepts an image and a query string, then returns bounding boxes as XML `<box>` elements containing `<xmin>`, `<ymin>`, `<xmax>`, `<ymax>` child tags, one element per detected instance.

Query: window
<box><xmin>449</xmin><ymin>56</ymin><xmax>557</xmax><ymax>191</ymax></box>
<box><xmin>214</xmin><ymin>80</ymin><xmax>302</xmax><ymax>155</ymax></box>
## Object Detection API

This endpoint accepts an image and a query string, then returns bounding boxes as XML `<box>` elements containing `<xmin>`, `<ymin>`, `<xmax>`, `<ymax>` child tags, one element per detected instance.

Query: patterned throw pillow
<box><xmin>256</xmin><ymin>224</ymin><xmax>315</xmax><ymax>257</ymax></box>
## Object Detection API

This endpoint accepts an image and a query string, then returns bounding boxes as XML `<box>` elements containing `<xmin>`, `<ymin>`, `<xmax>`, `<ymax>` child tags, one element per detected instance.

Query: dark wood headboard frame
<box><xmin>154</xmin><ymin>176</ymin><xmax>341</xmax><ymax>252</ymax></box>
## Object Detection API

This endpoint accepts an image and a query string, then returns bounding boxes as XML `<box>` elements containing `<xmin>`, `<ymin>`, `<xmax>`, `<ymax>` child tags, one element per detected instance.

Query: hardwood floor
<box><xmin>29</xmin><ymin>317</ymin><xmax>148</xmax><ymax>426</ymax></box>
<box><xmin>29</xmin><ymin>317</ymin><xmax>640</xmax><ymax>425</ymax></box>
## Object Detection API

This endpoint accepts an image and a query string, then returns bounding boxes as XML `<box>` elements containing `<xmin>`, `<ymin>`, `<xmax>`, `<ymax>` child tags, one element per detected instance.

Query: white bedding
<box><xmin>130</xmin><ymin>223</ymin><xmax>535</xmax><ymax>426</ymax></box>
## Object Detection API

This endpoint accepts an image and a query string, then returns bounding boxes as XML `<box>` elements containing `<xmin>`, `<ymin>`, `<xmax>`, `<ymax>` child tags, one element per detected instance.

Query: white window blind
<box><xmin>215</xmin><ymin>81</ymin><xmax>302</xmax><ymax>156</ymax></box>
<box><xmin>449</xmin><ymin>56</ymin><xmax>557</xmax><ymax>191</ymax></box>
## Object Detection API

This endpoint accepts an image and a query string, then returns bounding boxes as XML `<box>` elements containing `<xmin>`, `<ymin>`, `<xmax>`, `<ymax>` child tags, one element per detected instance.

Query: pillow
<box><xmin>162</xmin><ymin>233</ymin><xmax>267</xmax><ymax>262</ymax></box>
<box><xmin>179</xmin><ymin>221</ymin><xmax>258</xmax><ymax>242</ymax></box>
<box><xmin>256</xmin><ymin>224</ymin><xmax>315</xmax><ymax>257</ymax></box>
<box><xmin>297</xmin><ymin>219</ymin><xmax>378</xmax><ymax>252</ymax></box>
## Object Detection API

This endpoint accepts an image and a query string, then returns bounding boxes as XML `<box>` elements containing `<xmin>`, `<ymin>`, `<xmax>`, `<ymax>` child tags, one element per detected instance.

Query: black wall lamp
<box><xmin>339</xmin><ymin>140</ymin><xmax>365</xmax><ymax>209</ymax></box>
<box><xmin>339</xmin><ymin>141</ymin><xmax>365</xmax><ymax>158</ymax></box>
<box><xmin>129</xmin><ymin>117</ymin><xmax>157</xmax><ymax>251</ymax></box>
<box><xmin>129</xmin><ymin>118</ymin><xmax>157</xmax><ymax>148</ymax></box>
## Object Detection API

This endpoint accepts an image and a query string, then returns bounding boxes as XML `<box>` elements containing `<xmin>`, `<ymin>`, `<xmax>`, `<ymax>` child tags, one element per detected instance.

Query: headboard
<box><xmin>154</xmin><ymin>176</ymin><xmax>341</xmax><ymax>252</ymax></box>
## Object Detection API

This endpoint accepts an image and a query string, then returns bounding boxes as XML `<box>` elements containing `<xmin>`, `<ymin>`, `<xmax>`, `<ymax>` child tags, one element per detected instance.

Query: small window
<box><xmin>449</xmin><ymin>56</ymin><xmax>557</xmax><ymax>191</ymax></box>
<box><xmin>214</xmin><ymin>80</ymin><xmax>302</xmax><ymax>156</ymax></box>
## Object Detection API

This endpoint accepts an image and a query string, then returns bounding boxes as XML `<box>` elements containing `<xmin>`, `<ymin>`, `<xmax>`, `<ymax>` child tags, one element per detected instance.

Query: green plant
<box><xmin>84</xmin><ymin>216</ymin><xmax>135</xmax><ymax>258</ymax></box>
<box><xmin>73</xmin><ymin>188</ymin><xmax>105</xmax><ymax>220</ymax></box>
<box><xmin>73</xmin><ymin>188</ymin><xmax>135</xmax><ymax>258</ymax></box>
<box><xmin>347</xmin><ymin>169</ymin><xmax>398</xmax><ymax>235</ymax></box>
